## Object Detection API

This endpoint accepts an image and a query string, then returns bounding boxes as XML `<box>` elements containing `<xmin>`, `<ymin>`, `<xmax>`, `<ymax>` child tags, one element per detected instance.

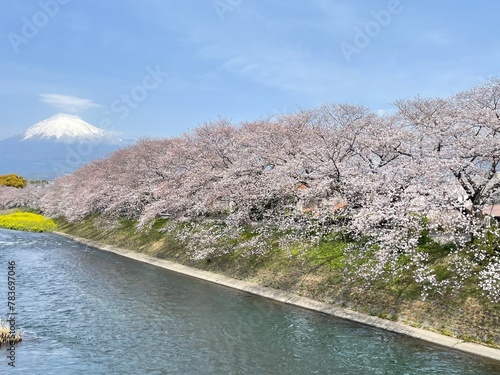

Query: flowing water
<box><xmin>0</xmin><ymin>228</ymin><xmax>499</xmax><ymax>374</ymax></box>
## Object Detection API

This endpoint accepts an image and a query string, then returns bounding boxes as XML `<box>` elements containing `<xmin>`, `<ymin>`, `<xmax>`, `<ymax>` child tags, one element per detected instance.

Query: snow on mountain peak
<box><xmin>22</xmin><ymin>113</ymin><xmax>107</xmax><ymax>141</ymax></box>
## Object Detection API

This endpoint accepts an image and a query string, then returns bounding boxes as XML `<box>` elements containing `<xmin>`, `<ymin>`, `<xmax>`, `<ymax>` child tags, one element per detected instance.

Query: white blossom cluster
<box><xmin>479</xmin><ymin>257</ymin><xmax>500</xmax><ymax>303</ymax></box>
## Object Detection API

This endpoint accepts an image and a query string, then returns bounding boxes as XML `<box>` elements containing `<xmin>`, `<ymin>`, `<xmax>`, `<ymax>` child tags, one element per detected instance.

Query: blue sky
<box><xmin>1</xmin><ymin>0</ymin><xmax>499</xmax><ymax>140</ymax></box>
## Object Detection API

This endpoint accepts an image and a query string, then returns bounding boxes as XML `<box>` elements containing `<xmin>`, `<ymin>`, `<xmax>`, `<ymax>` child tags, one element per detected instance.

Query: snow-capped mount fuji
<box><xmin>22</xmin><ymin>113</ymin><xmax>108</xmax><ymax>142</ymax></box>
<box><xmin>0</xmin><ymin>114</ymin><xmax>129</xmax><ymax>179</ymax></box>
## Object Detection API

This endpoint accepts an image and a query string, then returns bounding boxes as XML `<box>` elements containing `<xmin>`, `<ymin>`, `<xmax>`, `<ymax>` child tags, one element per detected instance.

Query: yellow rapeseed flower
<box><xmin>0</xmin><ymin>211</ymin><xmax>57</xmax><ymax>232</ymax></box>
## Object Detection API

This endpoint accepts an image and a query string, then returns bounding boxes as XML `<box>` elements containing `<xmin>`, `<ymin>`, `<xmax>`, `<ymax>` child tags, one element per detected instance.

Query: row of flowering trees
<box><xmin>2</xmin><ymin>79</ymin><xmax>500</xmax><ymax>302</ymax></box>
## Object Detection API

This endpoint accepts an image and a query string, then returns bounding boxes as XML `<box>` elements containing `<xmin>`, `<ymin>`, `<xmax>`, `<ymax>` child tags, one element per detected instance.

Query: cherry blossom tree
<box><xmin>30</xmin><ymin>78</ymin><xmax>500</xmax><ymax>301</ymax></box>
<box><xmin>396</xmin><ymin>79</ymin><xmax>500</xmax><ymax>217</ymax></box>
<box><xmin>0</xmin><ymin>184</ymin><xmax>46</xmax><ymax>210</ymax></box>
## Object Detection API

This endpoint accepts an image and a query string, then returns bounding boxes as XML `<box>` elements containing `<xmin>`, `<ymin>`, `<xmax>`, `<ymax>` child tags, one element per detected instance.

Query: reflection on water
<box><xmin>0</xmin><ymin>228</ymin><xmax>499</xmax><ymax>374</ymax></box>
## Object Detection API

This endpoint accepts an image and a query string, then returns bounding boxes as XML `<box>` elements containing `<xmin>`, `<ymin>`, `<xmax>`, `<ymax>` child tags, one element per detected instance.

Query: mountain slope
<box><xmin>0</xmin><ymin>114</ymin><xmax>129</xmax><ymax>179</ymax></box>
<box><xmin>23</xmin><ymin>113</ymin><xmax>107</xmax><ymax>141</ymax></box>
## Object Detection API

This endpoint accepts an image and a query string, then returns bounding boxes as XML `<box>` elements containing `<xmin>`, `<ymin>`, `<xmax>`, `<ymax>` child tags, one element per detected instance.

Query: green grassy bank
<box><xmin>0</xmin><ymin>211</ymin><xmax>57</xmax><ymax>232</ymax></box>
<box><xmin>57</xmin><ymin>215</ymin><xmax>500</xmax><ymax>348</ymax></box>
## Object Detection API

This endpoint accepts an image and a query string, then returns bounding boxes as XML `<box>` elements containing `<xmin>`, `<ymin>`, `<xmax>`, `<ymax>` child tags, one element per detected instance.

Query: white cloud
<box><xmin>377</xmin><ymin>108</ymin><xmax>396</xmax><ymax>116</ymax></box>
<box><xmin>39</xmin><ymin>93</ymin><xmax>101</xmax><ymax>113</ymax></box>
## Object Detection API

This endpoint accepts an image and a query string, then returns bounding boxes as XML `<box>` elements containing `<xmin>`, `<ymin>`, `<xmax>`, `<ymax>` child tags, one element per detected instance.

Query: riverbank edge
<box><xmin>54</xmin><ymin>231</ymin><xmax>500</xmax><ymax>363</ymax></box>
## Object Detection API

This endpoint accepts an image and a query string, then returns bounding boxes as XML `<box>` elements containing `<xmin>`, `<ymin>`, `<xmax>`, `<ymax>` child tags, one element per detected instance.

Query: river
<box><xmin>0</xmin><ymin>228</ymin><xmax>499</xmax><ymax>374</ymax></box>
